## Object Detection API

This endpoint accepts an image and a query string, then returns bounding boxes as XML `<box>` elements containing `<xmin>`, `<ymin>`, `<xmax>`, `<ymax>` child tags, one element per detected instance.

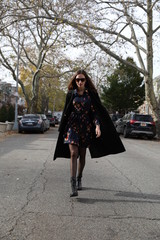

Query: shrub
<box><xmin>0</xmin><ymin>105</ymin><xmax>8</xmax><ymax>122</ymax></box>
<box><xmin>8</xmin><ymin>105</ymin><xmax>15</xmax><ymax>121</ymax></box>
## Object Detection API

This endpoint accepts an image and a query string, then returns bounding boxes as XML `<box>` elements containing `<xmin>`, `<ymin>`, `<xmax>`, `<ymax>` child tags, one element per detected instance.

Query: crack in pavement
<box><xmin>106</xmin><ymin>159</ymin><xmax>160</xmax><ymax>229</ymax></box>
<box><xmin>0</xmin><ymin>149</ymin><xmax>52</xmax><ymax>240</ymax></box>
<box><xmin>107</xmin><ymin>159</ymin><xmax>143</xmax><ymax>194</ymax></box>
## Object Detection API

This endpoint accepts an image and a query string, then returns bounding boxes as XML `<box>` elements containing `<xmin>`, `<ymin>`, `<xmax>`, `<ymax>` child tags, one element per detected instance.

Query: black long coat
<box><xmin>53</xmin><ymin>90</ymin><xmax>125</xmax><ymax>160</ymax></box>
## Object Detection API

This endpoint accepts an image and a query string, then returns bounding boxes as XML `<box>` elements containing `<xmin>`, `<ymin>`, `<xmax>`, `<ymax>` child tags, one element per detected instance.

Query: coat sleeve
<box><xmin>53</xmin><ymin>91</ymin><xmax>73</xmax><ymax>160</ymax></box>
<box><xmin>89</xmin><ymin>91</ymin><xmax>110</xmax><ymax>120</ymax></box>
<box><xmin>89</xmin><ymin>91</ymin><xmax>126</xmax><ymax>158</ymax></box>
<box><xmin>58</xmin><ymin>91</ymin><xmax>73</xmax><ymax>132</ymax></box>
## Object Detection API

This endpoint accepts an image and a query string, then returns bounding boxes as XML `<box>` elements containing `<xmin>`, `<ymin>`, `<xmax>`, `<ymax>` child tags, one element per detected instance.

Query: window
<box><xmin>134</xmin><ymin>115</ymin><xmax>153</xmax><ymax>122</ymax></box>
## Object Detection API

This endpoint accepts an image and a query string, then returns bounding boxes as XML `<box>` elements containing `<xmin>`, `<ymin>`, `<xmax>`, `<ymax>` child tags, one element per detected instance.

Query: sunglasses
<box><xmin>75</xmin><ymin>78</ymin><xmax>86</xmax><ymax>83</ymax></box>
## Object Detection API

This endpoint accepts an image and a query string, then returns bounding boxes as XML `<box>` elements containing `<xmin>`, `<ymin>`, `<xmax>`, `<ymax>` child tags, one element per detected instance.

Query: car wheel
<box><xmin>18</xmin><ymin>128</ymin><xmax>22</xmax><ymax>133</ymax></box>
<box><xmin>40</xmin><ymin>126</ymin><xmax>44</xmax><ymax>133</ymax></box>
<box><xmin>116</xmin><ymin>127</ymin><xmax>121</xmax><ymax>135</ymax></box>
<box><xmin>116</xmin><ymin>126</ymin><xmax>120</xmax><ymax>134</ymax></box>
<box><xmin>148</xmin><ymin>136</ymin><xmax>153</xmax><ymax>140</ymax></box>
<box><xmin>123</xmin><ymin>127</ymin><xmax>129</xmax><ymax>138</ymax></box>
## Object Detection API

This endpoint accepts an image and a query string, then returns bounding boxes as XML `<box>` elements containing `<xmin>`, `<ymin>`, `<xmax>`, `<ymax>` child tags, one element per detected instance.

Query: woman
<box><xmin>54</xmin><ymin>69</ymin><xmax>125</xmax><ymax>197</ymax></box>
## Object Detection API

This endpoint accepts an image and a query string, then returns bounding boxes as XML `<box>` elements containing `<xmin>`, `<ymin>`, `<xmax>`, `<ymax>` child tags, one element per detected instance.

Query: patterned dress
<box><xmin>64</xmin><ymin>89</ymin><xmax>99</xmax><ymax>148</ymax></box>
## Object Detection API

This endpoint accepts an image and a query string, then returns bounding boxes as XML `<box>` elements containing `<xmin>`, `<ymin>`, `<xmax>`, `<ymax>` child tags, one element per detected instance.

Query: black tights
<box><xmin>69</xmin><ymin>144</ymin><xmax>86</xmax><ymax>178</ymax></box>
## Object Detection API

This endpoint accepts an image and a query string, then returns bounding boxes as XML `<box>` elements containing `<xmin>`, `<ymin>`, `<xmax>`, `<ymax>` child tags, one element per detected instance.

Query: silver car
<box><xmin>40</xmin><ymin>114</ymin><xmax>50</xmax><ymax>131</ymax></box>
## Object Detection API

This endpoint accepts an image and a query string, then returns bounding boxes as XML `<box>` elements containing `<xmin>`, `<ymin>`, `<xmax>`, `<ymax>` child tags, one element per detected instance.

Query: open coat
<box><xmin>53</xmin><ymin>90</ymin><xmax>125</xmax><ymax>160</ymax></box>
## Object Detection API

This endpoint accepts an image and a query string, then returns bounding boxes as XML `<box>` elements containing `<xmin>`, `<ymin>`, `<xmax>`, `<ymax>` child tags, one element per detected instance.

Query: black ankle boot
<box><xmin>70</xmin><ymin>177</ymin><xmax>78</xmax><ymax>197</ymax></box>
<box><xmin>77</xmin><ymin>176</ymin><xmax>82</xmax><ymax>190</ymax></box>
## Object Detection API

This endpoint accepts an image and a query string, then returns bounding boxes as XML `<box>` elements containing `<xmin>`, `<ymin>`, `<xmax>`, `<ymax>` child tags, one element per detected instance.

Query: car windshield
<box><xmin>23</xmin><ymin>115</ymin><xmax>39</xmax><ymax>119</ymax></box>
<box><xmin>134</xmin><ymin>115</ymin><xmax>153</xmax><ymax>122</ymax></box>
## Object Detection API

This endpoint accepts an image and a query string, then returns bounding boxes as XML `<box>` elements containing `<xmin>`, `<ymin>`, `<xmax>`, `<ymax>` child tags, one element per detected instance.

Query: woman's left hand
<box><xmin>95</xmin><ymin>125</ymin><xmax>101</xmax><ymax>138</ymax></box>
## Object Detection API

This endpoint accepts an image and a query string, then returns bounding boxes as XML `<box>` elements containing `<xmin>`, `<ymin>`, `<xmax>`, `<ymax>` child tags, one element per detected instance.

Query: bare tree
<box><xmin>1</xmin><ymin>0</ymin><xmax>160</xmax><ymax>136</ymax></box>
<box><xmin>0</xmin><ymin>21</ymin><xmax>62</xmax><ymax>112</ymax></box>
<box><xmin>0</xmin><ymin>0</ymin><xmax>69</xmax><ymax>112</ymax></box>
<box><xmin>40</xmin><ymin>0</ymin><xmax>160</xmax><ymax>136</ymax></box>
<box><xmin>1</xmin><ymin>0</ymin><xmax>101</xmax><ymax>112</ymax></box>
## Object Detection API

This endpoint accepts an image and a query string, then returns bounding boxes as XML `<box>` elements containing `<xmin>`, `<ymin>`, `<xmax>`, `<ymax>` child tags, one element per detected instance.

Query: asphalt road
<box><xmin>0</xmin><ymin>127</ymin><xmax>160</xmax><ymax>240</ymax></box>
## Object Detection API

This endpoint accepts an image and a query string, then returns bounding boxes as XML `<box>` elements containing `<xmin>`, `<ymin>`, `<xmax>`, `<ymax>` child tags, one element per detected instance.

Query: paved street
<box><xmin>0</xmin><ymin>127</ymin><xmax>160</xmax><ymax>240</ymax></box>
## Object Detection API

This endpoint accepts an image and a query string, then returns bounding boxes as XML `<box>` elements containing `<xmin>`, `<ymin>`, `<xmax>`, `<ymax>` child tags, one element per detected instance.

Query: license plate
<box><xmin>141</xmin><ymin>122</ymin><xmax>146</xmax><ymax>127</ymax></box>
<box><xmin>27</xmin><ymin>122</ymin><xmax>33</xmax><ymax>125</ymax></box>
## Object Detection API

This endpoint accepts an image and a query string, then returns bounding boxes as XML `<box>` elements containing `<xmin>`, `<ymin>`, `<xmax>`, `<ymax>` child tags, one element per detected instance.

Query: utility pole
<box><xmin>13</xmin><ymin>29</ymin><xmax>20</xmax><ymax>130</ymax></box>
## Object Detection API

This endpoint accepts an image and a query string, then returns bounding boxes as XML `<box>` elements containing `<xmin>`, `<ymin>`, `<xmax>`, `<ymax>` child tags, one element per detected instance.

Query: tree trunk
<box><xmin>31</xmin><ymin>72</ymin><xmax>40</xmax><ymax>113</ymax></box>
<box><xmin>145</xmin><ymin>75</ymin><xmax>160</xmax><ymax>138</ymax></box>
<box><xmin>144</xmin><ymin>0</ymin><xmax>160</xmax><ymax>138</ymax></box>
<box><xmin>31</xmin><ymin>96</ymin><xmax>38</xmax><ymax>113</ymax></box>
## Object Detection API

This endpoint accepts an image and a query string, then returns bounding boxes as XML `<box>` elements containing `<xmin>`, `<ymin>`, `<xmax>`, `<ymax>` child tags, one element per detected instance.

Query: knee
<box><xmin>79</xmin><ymin>157</ymin><xmax>86</xmax><ymax>164</ymax></box>
<box><xmin>70</xmin><ymin>150</ymin><xmax>78</xmax><ymax>160</ymax></box>
<box><xmin>79</xmin><ymin>149</ymin><xmax>86</xmax><ymax>161</ymax></box>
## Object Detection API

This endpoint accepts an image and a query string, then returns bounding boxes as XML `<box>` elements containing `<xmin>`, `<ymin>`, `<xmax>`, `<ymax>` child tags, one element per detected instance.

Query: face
<box><xmin>75</xmin><ymin>74</ymin><xmax>86</xmax><ymax>89</ymax></box>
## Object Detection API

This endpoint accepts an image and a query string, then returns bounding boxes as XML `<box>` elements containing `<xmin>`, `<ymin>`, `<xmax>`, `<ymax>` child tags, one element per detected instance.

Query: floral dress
<box><xmin>64</xmin><ymin>89</ymin><xmax>99</xmax><ymax>148</ymax></box>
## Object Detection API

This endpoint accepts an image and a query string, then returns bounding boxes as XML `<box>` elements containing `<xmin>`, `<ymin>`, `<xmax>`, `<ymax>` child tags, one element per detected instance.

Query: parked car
<box><xmin>110</xmin><ymin>113</ymin><xmax>123</xmax><ymax>126</ymax></box>
<box><xmin>115</xmin><ymin>113</ymin><xmax>156</xmax><ymax>139</ymax></box>
<box><xmin>54</xmin><ymin>116</ymin><xmax>59</xmax><ymax>125</ymax></box>
<box><xmin>46</xmin><ymin>114</ymin><xmax>55</xmax><ymax>127</ymax></box>
<box><xmin>18</xmin><ymin>114</ymin><xmax>45</xmax><ymax>133</ymax></box>
<box><xmin>17</xmin><ymin>115</ymin><xmax>23</xmax><ymax>122</ymax></box>
<box><xmin>54</xmin><ymin>111</ymin><xmax>62</xmax><ymax>124</ymax></box>
<box><xmin>40</xmin><ymin>114</ymin><xmax>50</xmax><ymax>131</ymax></box>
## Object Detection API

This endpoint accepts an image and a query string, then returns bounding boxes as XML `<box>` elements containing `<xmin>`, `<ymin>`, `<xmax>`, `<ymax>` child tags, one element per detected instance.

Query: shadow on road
<box><xmin>76</xmin><ymin>187</ymin><xmax>160</xmax><ymax>204</ymax></box>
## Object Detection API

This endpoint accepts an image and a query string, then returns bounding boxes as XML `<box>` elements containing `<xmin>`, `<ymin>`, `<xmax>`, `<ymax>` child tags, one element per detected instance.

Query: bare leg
<box><xmin>69</xmin><ymin>144</ymin><xmax>79</xmax><ymax>177</ymax></box>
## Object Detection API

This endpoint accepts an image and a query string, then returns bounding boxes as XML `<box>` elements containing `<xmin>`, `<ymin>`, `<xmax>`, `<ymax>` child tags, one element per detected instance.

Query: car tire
<box><xmin>148</xmin><ymin>136</ymin><xmax>153</xmax><ymax>140</ymax></box>
<box><xmin>123</xmin><ymin>127</ymin><xmax>129</xmax><ymax>138</ymax></box>
<box><xmin>116</xmin><ymin>128</ymin><xmax>121</xmax><ymax>135</ymax></box>
<box><xmin>40</xmin><ymin>126</ymin><xmax>44</xmax><ymax>133</ymax></box>
<box><xmin>18</xmin><ymin>128</ymin><xmax>22</xmax><ymax>133</ymax></box>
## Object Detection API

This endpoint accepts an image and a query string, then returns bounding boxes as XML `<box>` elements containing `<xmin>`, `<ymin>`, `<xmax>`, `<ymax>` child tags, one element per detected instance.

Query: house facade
<box><xmin>153</xmin><ymin>75</ymin><xmax>160</xmax><ymax>101</ymax></box>
<box><xmin>0</xmin><ymin>80</ymin><xmax>17</xmax><ymax>108</ymax></box>
<box><xmin>138</xmin><ymin>75</ymin><xmax>160</xmax><ymax>116</ymax></box>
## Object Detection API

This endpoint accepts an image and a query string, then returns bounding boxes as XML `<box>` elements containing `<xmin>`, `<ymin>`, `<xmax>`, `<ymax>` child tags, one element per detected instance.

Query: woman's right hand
<box><xmin>95</xmin><ymin>125</ymin><xmax>101</xmax><ymax>138</ymax></box>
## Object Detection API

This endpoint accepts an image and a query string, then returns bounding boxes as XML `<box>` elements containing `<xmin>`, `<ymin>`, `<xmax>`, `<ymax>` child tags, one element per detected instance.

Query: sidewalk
<box><xmin>0</xmin><ymin>130</ymin><xmax>18</xmax><ymax>140</ymax></box>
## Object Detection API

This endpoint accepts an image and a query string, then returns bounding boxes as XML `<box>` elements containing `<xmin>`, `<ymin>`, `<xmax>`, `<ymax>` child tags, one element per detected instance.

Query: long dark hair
<box><xmin>68</xmin><ymin>69</ymin><xmax>97</xmax><ymax>92</ymax></box>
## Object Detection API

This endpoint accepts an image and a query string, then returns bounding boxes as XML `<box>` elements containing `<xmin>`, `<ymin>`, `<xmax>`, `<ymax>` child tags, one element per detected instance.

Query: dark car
<box><xmin>46</xmin><ymin>114</ymin><xmax>55</xmax><ymax>127</ymax></box>
<box><xmin>40</xmin><ymin>114</ymin><xmax>50</xmax><ymax>131</ymax></box>
<box><xmin>116</xmin><ymin>113</ymin><xmax>156</xmax><ymax>139</ymax></box>
<box><xmin>18</xmin><ymin>114</ymin><xmax>45</xmax><ymax>133</ymax></box>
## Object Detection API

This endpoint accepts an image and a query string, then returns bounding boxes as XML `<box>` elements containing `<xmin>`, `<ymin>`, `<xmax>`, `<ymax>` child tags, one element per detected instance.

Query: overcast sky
<box><xmin>0</xmin><ymin>42</ymin><xmax>160</xmax><ymax>86</ymax></box>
